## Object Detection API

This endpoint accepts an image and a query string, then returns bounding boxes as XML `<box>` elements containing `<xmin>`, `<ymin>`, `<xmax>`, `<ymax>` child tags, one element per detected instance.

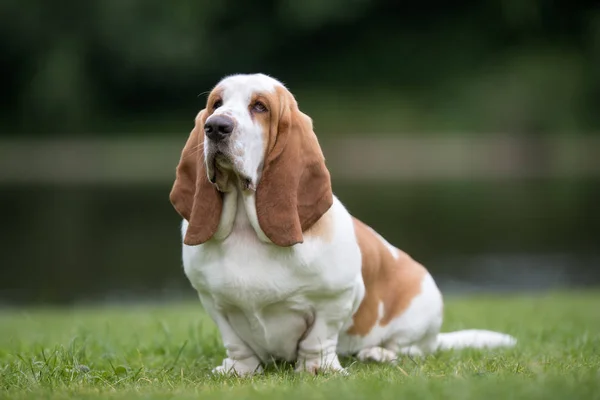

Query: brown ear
<box><xmin>255</xmin><ymin>88</ymin><xmax>333</xmax><ymax>247</ymax></box>
<box><xmin>169</xmin><ymin>110</ymin><xmax>223</xmax><ymax>245</ymax></box>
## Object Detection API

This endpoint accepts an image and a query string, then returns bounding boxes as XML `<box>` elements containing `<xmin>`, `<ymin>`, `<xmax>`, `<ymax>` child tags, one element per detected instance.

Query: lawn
<box><xmin>1</xmin><ymin>290</ymin><xmax>599</xmax><ymax>399</ymax></box>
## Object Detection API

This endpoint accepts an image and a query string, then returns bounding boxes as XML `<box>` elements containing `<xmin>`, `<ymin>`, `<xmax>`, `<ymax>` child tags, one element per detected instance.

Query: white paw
<box><xmin>357</xmin><ymin>347</ymin><xmax>398</xmax><ymax>363</ymax></box>
<box><xmin>211</xmin><ymin>357</ymin><xmax>263</xmax><ymax>377</ymax></box>
<box><xmin>295</xmin><ymin>354</ymin><xmax>347</xmax><ymax>375</ymax></box>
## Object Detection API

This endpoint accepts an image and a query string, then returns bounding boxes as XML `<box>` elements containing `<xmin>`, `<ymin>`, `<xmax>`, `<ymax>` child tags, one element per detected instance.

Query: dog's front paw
<box><xmin>295</xmin><ymin>354</ymin><xmax>348</xmax><ymax>375</ymax></box>
<box><xmin>212</xmin><ymin>357</ymin><xmax>263</xmax><ymax>377</ymax></box>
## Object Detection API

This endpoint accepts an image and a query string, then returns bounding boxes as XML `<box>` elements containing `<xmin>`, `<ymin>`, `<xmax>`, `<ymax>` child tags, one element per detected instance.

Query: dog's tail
<box><xmin>435</xmin><ymin>329</ymin><xmax>517</xmax><ymax>351</ymax></box>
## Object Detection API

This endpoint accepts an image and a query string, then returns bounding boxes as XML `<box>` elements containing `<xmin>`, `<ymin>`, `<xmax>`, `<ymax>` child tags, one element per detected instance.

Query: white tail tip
<box><xmin>436</xmin><ymin>329</ymin><xmax>517</xmax><ymax>351</ymax></box>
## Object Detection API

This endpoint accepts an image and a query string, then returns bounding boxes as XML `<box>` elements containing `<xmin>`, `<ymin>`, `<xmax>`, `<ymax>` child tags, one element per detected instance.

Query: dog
<box><xmin>169</xmin><ymin>73</ymin><xmax>516</xmax><ymax>376</ymax></box>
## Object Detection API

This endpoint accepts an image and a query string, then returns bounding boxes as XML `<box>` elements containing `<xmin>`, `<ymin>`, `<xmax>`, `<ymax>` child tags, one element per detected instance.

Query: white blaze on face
<box><xmin>204</xmin><ymin>74</ymin><xmax>283</xmax><ymax>188</ymax></box>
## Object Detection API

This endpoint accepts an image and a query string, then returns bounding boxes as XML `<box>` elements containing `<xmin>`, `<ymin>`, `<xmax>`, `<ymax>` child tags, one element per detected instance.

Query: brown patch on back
<box><xmin>347</xmin><ymin>218</ymin><xmax>427</xmax><ymax>337</ymax></box>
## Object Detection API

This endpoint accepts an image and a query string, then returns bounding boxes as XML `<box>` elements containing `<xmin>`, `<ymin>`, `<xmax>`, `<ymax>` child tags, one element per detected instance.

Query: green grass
<box><xmin>1</xmin><ymin>291</ymin><xmax>599</xmax><ymax>399</ymax></box>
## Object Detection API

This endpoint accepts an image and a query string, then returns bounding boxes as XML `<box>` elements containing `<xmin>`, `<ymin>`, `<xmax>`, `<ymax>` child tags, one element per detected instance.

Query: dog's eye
<box><xmin>213</xmin><ymin>100</ymin><xmax>223</xmax><ymax>110</ymax></box>
<box><xmin>252</xmin><ymin>101</ymin><xmax>267</xmax><ymax>113</ymax></box>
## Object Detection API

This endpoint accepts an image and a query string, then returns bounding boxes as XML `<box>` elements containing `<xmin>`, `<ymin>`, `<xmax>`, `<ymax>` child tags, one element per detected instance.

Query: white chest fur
<box><xmin>181</xmin><ymin>191</ymin><xmax>364</xmax><ymax>362</ymax></box>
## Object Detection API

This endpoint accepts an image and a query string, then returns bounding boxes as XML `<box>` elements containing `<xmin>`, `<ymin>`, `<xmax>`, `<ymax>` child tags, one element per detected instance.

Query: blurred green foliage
<box><xmin>1</xmin><ymin>0</ymin><xmax>599</xmax><ymax>136</ymax></box>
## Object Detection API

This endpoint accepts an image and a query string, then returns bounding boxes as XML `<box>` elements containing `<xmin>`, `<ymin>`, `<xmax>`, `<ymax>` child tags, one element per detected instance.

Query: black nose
<box><xmin>204</xmin><ymin>115</ymin><xmax>234</xmax><ymax>141</ymax></box>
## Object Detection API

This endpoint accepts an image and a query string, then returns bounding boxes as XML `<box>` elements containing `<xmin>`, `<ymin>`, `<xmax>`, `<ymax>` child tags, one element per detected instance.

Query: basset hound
<box><xmin>170</xmin><ymin>73</ymin><xmax>516</xmax><ymax>376</ymax></box>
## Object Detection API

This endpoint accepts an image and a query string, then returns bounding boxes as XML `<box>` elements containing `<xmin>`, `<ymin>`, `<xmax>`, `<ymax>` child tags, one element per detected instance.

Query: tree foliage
<box><xmin>1</xmin><ymin>0</ymin><xmax>599</xmax><ymax>135</ymax></box>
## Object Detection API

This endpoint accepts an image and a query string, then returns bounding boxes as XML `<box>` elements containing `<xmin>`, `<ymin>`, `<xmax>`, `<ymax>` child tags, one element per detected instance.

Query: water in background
<box><xmin>1</xmin><ymin>179</ymin><xmax>598</xmax><ymax>305</ymax></box>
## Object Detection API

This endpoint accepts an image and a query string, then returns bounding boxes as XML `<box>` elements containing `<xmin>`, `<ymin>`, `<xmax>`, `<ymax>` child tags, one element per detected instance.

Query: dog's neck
<box><xmin>211</xmin><ymin>176</ymin><xmax>272</xmax><ymax>244</ymax></box>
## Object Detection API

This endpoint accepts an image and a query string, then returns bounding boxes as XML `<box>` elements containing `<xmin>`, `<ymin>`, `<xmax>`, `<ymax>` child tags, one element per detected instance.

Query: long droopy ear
<box><xmin>255</xmin><ymin>87</ymin><xmax>333</xmax><ymax>247</ymax></box>
<box><xmin>169</xmin><ymin>110</ymin><xmax>223</xmax><ymax>246</ymax></box>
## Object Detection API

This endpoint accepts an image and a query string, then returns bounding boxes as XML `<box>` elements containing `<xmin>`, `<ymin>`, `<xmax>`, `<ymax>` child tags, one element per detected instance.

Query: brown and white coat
<box><xmin>170</xmin><ymin>74</ymin><xmax>516</xmax><ymax>376</ymax></box>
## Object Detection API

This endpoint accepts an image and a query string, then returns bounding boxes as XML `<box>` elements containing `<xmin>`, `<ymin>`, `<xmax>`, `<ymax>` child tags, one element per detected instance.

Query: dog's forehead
<box><xmin>217</xmin><ymin>74</ymin><xmax>283</xmax><ymax>102</ymax></box>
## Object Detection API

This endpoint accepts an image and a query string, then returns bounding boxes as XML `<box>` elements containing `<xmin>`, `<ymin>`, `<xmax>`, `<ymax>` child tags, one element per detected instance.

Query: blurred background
<box><xmin>0</xmin><ymin>0</ymin><xmax>599</xmax><ymax>306</ymax></box>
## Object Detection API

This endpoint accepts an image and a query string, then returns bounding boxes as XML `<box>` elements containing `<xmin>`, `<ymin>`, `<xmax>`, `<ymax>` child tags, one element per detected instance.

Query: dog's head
<box><xmin>170</xmin><ymin>74</ymin><xmax>332</xmax><ymax>247</ymax></box>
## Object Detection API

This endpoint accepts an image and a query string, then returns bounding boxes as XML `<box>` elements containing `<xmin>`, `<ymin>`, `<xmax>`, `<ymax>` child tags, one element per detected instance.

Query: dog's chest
<box><xmin>183</xmin><ymin>226</ymin><xmax>321</xmax><ymax>361</ymax></box>
<box><xmin>184</xmin><ymin>230</ymin><xmax>315</xmax><ymax>307</ymax></box>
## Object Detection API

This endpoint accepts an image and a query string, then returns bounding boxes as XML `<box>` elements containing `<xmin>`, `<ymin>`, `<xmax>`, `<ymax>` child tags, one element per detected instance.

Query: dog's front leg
<box><xmin>295</xmin><ymin>315</ymin><xmax>345</xmax><ymax>375</ymax></box>
<box><xmin>199</xmin><ymin>295</ymin><xmax>262</xmax><ymax>377</ymax></box>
